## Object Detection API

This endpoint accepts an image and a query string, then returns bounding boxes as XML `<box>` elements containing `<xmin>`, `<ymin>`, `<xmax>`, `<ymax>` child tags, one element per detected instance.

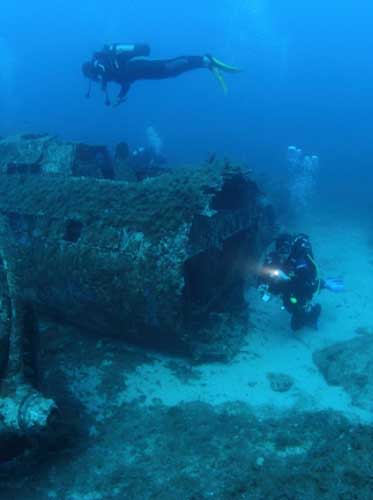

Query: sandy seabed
<box><xmin>1</xmin><ymin>208</ymin><xmax>373</xmax><ymax>499</ymax></box>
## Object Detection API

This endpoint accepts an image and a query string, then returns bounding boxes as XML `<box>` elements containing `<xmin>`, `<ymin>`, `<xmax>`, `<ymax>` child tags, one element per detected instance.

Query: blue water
<box><xmin>2</xmin><ymin>3</ymin><xmax>373</xmax><ymax>496</ymax></box>
<box><xmin>1</xmin><ymin>0</ymin><xmax>373</xmax><ymax>202</ymax></box>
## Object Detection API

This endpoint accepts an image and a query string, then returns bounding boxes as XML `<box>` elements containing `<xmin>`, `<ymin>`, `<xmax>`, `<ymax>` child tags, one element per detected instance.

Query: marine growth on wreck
<box><xmin>0</xmin><ymin>133</ymin><xmax>275</xmax><ymax>450</ymax></box>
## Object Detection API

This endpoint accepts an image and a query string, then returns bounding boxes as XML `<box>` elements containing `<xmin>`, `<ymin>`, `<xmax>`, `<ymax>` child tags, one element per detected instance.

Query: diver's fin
<box><xmin>210</xmin><ymin>66</ymin><xmax>228</xmax><ymax>95</ymax></box>
<box><xmin>209</xmin><ymin>56</ymin><xmax>241</xmax><ymax>73</ymax></box>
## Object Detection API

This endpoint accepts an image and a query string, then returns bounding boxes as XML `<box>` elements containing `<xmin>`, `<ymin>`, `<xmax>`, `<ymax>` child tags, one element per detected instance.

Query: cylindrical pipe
<box><xmin>0</xmin><ymin>215</ymin><xmax>59</xmax><ymax>442</ymax></box>
<box><xmin>0</xmin><ymin>384</ymin><xmax>58</xmax><ymax>436</ymax></box>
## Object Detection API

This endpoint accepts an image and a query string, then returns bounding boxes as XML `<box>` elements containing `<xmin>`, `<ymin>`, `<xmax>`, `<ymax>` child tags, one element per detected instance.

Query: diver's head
<box><xmin>292</xmin><ymin>233</ymin><xmax>312</xmax><ymax>257</ymax></box>
<box><xmin>82</xmin><ymin>61</ymin><xmax>99</xmax><ymax>82</ymax></box>
<box><xmin>275</xmin><ymin>233</ymin><xmax>293</xmax><ymax>260</ymax></box>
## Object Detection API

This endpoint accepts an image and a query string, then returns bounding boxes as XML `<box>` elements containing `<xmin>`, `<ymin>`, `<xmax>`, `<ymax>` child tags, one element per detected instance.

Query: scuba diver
<box><xmin>129</xmin><ymin>145</ymin><xmax>167</xmax><ymax>180</ymax></box>
<box><xmin>82</xmin><ymin>43</ymin><xmax>241</xmax><ymax>107</ymax></box>
<box><xmin>258</xmin><ymin>233</ymin><xmax>344</xmax><ymax>331</ymax></box>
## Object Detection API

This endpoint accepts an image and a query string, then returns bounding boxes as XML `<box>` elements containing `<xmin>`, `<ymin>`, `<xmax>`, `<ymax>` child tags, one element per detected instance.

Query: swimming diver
<box><xmin>258</xmin><ymin>233</ymin><xmax>344</xmax><ymax>331</ymax></box>
<box><xmin>82</xmin><ymin>43</ymin><xmax>241</xmax><ymax>107</ymax></box>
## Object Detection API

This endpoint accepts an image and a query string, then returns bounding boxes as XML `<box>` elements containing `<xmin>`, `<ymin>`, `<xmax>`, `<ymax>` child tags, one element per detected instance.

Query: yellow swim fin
<box><xmin>209</xmin><ymin>56</ymin><xmax>241</xmax><ymax>74</ymax></box>
<box><xmin>210</xmin><ymin>66</ymin><xmax>228</xmax><ymax>95</ymax></box>
<box><xmin>205</xmin><ymin>54</ymin><xmax>241</xmax><ymax>94</ymax></box>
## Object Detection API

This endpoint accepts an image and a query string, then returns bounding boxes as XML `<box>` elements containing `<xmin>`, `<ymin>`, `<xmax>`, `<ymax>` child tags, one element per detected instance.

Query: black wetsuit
<box><xmin>263</xmin><ymin>236</ymin><xmax>322</xmax><ymax>331</ymax></box>
<box><xmin>91</xmin><ymin>43</ymin><xmax>207</xmax><ymax>101</ymax></box>
<box><xmin>281</xmin><ymin>252</ymin><xmax>321</xmax><ymax>331</ymax></box>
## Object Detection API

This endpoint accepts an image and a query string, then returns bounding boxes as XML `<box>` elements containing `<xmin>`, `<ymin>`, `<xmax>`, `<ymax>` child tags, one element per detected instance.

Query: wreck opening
<box><xmin>183</xmin><ymin>230</ymin><xmax>255</xmax><ymax>312</ymax></box>
<box><xmin>64</xmin><ymin>219</ymin><xmax>83</xmax><ymax>243</ymax></box>
<box><xmin>183</xmin><ymin>174</ymin><xmax>261</xmax><ymax>330</ymax></box>
<box><xmin>7</xmin><ymin>162</ymin><xmax>42</xmax><ymax>175</ymax></box>
<box><xmin>73</xmin><ymin>144</ymin><xmax>114</xmax><ymax>179</ymax></box>
<box><xmin>211</xmin><ymin>173</ymin><xmax>258</xmax><ymax>211</ymax></box>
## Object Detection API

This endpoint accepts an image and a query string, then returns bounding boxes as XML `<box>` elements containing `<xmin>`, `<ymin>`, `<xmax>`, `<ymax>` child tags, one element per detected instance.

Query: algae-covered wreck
<box><xmin>0</xmin><ymin>134</ymin><xmax>275</xmax><ymax>446</ymax></box>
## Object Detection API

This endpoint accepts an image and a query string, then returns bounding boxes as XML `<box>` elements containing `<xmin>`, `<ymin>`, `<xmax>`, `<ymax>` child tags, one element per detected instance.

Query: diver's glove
<box><xmin>258</xmin><ymin>284</ymin><xmax>271</xmax><ymax>302</ymax></box>
<box><xmin>324</xmin><ymin>277</ymin><xmax>345</xmax><ymax>293</ymax></box>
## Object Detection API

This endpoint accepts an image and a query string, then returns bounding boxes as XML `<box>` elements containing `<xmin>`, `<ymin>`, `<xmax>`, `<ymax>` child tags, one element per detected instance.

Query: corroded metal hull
<box><xmin>0</xmin><ymin>134</ymin><xmax>275</xmax><ymax>445</ymax></box>
<box><xmin>0</xmin><ymin>135</ymin><xmax>275</xmax><ymax>359</ymax></box>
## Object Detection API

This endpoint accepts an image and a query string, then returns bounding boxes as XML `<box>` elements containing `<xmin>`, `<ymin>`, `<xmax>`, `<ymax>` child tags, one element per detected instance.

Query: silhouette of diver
<box><xmin>258</xmin><ymin>233</ymin><xmax>345</xmax><ymax>331</ymax></box>
<box><xmin>82</xmin><ymin>43</ymin><xmax>241</xmax><ymax>107</ymax></box>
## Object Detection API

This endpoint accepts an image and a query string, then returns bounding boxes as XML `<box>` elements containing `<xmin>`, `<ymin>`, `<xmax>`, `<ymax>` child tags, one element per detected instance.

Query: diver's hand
<box><xmin>324</xmin><ymin>277</ymin><xmax>345</xmax><ymax>293</ymax></box>
<box><xmin>258</xmin><ymin>284</ymin><xmax>271</xmax><ymax>302</ymax></box>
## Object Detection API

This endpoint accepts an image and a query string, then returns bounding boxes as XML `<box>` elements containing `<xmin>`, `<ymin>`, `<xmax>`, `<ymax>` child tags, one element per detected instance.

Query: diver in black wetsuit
<box><xmin>258</xmin><ymin>233</ymin><xmax>344</xmax><ymax>331</ymax></box>
<box><xmin>82</xmin><ymin>43</ymin><xmax>240</xmax><ymax>107</ymax></box>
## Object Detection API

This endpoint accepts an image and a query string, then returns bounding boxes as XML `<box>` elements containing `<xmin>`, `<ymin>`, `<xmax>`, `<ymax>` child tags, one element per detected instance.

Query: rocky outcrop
<box><xmin>313</xmin><ymin>335</ymin><xmax>373</xmax><ymax>412</ymax></box>
<box><xmin>267</xmin><ymin>372</ymin><xmax>294</xmax><ymax>393</ymax></box>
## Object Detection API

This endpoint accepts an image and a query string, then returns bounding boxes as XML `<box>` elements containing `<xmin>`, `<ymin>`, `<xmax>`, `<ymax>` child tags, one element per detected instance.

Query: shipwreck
<box><xmin>0</xmin><ymin>133</ymin><xmax>275</xmax><ymax>450</ymax></box>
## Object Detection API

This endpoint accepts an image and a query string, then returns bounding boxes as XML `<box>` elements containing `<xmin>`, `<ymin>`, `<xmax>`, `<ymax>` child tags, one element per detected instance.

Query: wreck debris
<box><xmin>0</xmin><ymin>133</ymin><xmax>113</xmax><ymax>178</ymax></box>
<box><xmin>0</xmin><ymin>134</ymin><xmax>275</xmax><ymax>363</ymax></box>
<box><xmin>0</xmin><ymin>215</ymin><xmax>58</xmax><ymax>442</ymax></box>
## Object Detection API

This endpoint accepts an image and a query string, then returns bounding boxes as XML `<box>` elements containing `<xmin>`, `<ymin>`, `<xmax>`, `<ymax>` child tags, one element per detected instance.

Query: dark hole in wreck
<box><xmin>63</xmin><ymin>219</ymin><xmax>83</xmax><ymax>243</ymax></box>
<box><xmin>72</xmin><ymin>144</ymin><xmax>114</xmax><ymax>179</ymax></box>
<box><xmin>7</xmin><ymin>162</ymin><xmax>42</xmax><ymax>176</ymax></box>
<box><xmin>182</xmin><ymin>175</ymin><xmax>261</xmax><ymax>343</ymax></box>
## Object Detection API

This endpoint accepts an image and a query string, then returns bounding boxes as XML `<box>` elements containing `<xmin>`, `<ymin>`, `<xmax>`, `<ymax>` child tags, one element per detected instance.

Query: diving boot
<box><xmin>290</xmin><ymin>304</ymin><xmax>321</xmax><ymax>332</ymax></box>
<box><xmin>307</xmin><ymin>304</ymin><xmax>322</xmax><ymax>330</ymax></box>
